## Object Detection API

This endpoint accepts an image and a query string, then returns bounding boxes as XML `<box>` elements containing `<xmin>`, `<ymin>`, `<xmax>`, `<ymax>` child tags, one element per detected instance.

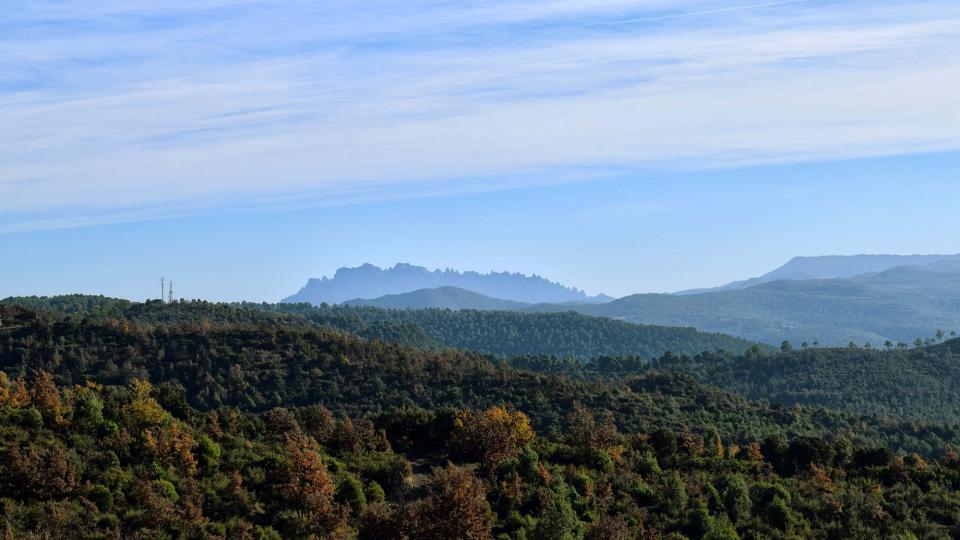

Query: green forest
<box><xmin>4</xmin><ymin>295</ymin><xmax>763</xmax><ymax>359</ymax></box>
<box><xmin>652</xmin><ymin>343</ymin><xmax>960</xmax><ymax>422</ymax></box>
<box><xmin>3</xmin><ymin>299</ymin><xmax>960</xmax><ymax>538</ymax></box>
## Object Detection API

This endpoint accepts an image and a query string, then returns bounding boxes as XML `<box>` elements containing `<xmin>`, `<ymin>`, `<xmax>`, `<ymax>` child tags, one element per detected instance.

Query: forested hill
<box><xmin>3</xmin><ymin>295</ymin><xmax>765</xmax><ymax>359</ymax></box>
<box><xmin>15</xmin><ymin>297</ymin><xmax>960</xmax><ymax>424</ymax></box>
<box><xmin>2</xmin><ymin>294</ymin><xmax>442</xmax><ymax>350</ymax></box>
<box><xmin>0</xmin><ymin>302</ymin><xmax>956</xmax><ymax>456</ymax></box>
<box><xmin>653</xmin><ymin>339</ymin><xmax>960</xmax><ymax>423</ymax></box>
<box><xmin>7</xmin><ymin>303</ymin><xmax>960</xmax><ymax>537</ymax></box>
<box><xmin>268</xmin><ymin>302</ymin><xmax>764</xmax><ymax>359</ymax></box>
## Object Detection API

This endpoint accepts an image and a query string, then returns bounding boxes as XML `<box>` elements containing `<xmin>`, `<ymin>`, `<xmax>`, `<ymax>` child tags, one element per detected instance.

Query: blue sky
<box><xmin>2</xmin><ymin>1</ymin><xmax>959</xmax><ymax>300</ymax></box>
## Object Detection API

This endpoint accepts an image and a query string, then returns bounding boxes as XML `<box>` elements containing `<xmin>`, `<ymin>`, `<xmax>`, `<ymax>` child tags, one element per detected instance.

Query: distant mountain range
<box><xmin>676</xmin><ymin>254</ymin><xmax>960</xmax><ymax>294</ymax></box>
<box><xmin>285</xmin><ymin>255</ymin><xmax>960</xmax><ymax>346</ymax></box>
<box><xmin>558</xmin><ymin>257</ymin><xmax>960</xmax><ymax>346</ymax></box>
<box><xmin>284</xmin><ymin>263</ymin><xmax>611</xmax><ymax>305</ymax></box>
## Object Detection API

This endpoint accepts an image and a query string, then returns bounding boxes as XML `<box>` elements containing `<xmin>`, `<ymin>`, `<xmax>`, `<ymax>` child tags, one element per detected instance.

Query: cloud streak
<box><xmin>2</xmin><ymin>0</ymin><xmax>960</xmax><ymax>229</ymax></box>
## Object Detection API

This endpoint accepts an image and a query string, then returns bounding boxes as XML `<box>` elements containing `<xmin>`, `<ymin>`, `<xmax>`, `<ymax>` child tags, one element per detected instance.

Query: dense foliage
<box><xmin>3</xmin><ymin>336</ymin><xmax>960</xmax><ymax>537</ymax></box>
<box><xmin>5</xmin><ymin>300</ymin><xmax>960</xmax><ymax>538</ymax></box>
<box><xmin>652</xmin><ymin>341</ymin><xmax>960</xmax><ymax>423</ymax></box>
<box><xmin>1</xmin><ymin>303</ymin><xmax>958</xmax><ymax>457</ymax></box>
<box><xmin>3</xmin><ymin>295</ymin><xmax>440</xmax><ymax>350</ymax></box>
<box><xmin>4</xmin><ymin>295</ymin><xmax>764</xmax><ymax>359</ymax></box>
<box><xmin>276</xmin><ymin>303</ymin><xmax>760</xmax><ymax>360</ymax></box>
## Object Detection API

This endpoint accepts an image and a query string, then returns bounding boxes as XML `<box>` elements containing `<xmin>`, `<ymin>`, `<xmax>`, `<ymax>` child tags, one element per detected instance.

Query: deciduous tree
<box><xmin>416</xmin><ymin>463</ymin><xmax>493</xmax><ymax>540</ymax></box>
<box><xmin>454</xmin><ymin>406</ymin><xmax>534</xmax><ymax>470</ymax></box>
<box><xmin>281</xmin><ymin>433</ymin><xmax>348</xmax><ymax>538</ymax></box>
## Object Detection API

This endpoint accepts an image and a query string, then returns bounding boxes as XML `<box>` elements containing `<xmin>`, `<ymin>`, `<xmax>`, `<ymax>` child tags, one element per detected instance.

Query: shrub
<box><xmin>365</xmin><ymin>481</ymin><xmax>385</xmax><ymax>504</ymax></box>
<box><xmin>336</xmin><ymin>475</ymin><xmax>367</xmax><ymax>513</ymax></box>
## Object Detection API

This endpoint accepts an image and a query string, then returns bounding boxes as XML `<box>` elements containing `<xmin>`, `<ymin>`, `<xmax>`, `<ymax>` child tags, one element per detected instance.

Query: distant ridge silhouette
<box><xmin>676</xmin><ymin>253</ymin><xmax>960</xmax><ymax>294</ymax></box>
<box><xmin>283</xmin><ymin>263</ymin><xmax>611</xmax><ymax>305</ymax></box>
<box><xmin>540</xmin><ymin>257</ymin><xmax>960</xmax><ymax>346</ymax></box>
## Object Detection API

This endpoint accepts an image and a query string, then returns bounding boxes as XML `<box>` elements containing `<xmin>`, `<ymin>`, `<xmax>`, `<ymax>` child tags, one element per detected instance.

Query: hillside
<box><xmin>653</xmin><ymin>339</ymin><xmax>960</xmax><ymax>424</ymax></box>
<box><xmin>4</xmin><ymin>295</ymin><xmax>765</xmax><ymax>359</ymax></box>
<box><xmin>12</xmin><ymin>297</ymin><xmax>960</xmax><ymax>424</ymax></box>
<box><xmin>284</xmin><ymin>262</ymin><xmax>610</xmax><ymax>305</ymax></box>
<box><xmin>0</xmin><ymin>303</ymin><xmax>954</xmax><ymax>454</ymax></box>
<box><xmin>336</xmin><ymin>308</ymin><xmax>764</xmax><ymax>360</ymax></box>
<box><xmin>343</xmin><ymin>286</ymin><xmax>530</xmax><ymax>310</ymax></box>
<box><xmin>5</xmin><ymin>303</ymin><xmax>960</xmax><ymax>537</ymax></box>
<box><xmin>3</xmin><ymin>294</ymin><xmax>441</xmax><ymax>350</ymax></box>
<box><xmin>554</xmin><ymin>263</ymin><xmax>960</xmax><ymax>346</ymax></box>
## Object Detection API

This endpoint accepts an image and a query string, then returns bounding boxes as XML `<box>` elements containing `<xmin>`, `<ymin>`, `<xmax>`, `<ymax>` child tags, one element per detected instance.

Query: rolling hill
<box><xmin>653</xmin><ymin>338</ymin><xmax>960</xmax><ymax>423</ymax></box>
<box><xmin>16</xmin><ymin>295</ymin><xmax>960</xmax><ymax>422</ymax></box>
<box><xmin>548</xmin><ymin>262</ymin><xmax>960</xmax><ymax>346</ymax></box>
<box><xmin>2</xmin><ymin>295</ymin><xmax>765</xmax><ymax>359</ymax></box>
<box><xmin>331</xmin><ymin>307</ymin><xmax>765</xmax><ymax>359</ymax></box>
<box><xmin>343</xmin><ymin>286</ymin><xmax>530</xmax><ymax>310</ymax></box>
<box><xmin>0</xmin><ymin>302</ymin><xmax>952</xmax><ymax>454</ymax></box>
<box><xmin>6</xmin><ymin>301</ymin><xmax>960</xmax><ymax>538</ymax></box>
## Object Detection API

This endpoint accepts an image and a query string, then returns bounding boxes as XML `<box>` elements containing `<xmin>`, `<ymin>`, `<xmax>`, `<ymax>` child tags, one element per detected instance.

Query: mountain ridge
<box><xmin>284</xmin><ymin>262</ymin><xmax>610</xmax><ymax>305</ymax></box>
<box><xmin>548</xmin><ymin>262</ymin><xmax>960</xmax><ymax>346</ymax></box>
<box><xmin>676</xmin><ymin>253</ymin><xmax>960</xmax><ymax>295</ymax></box>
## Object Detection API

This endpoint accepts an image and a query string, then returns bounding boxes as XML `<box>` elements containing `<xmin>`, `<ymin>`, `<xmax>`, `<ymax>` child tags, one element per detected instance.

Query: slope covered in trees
<box><xmin>653</xmin><ymin>339</ymin><xmax>960</xmax><ymax>423</ymax></box>
<box><xmin>257</xmin><ymin>302</ymin><xmax>764</xmax><ymax>360</ymax></box>
<box><xmin>7</xmin><ymin>367</ymin><xmax>960</xmax><ymax>538</ymax></box>
<box><xmin>11</xmin><ymin>297</ymin><xmax>960</xmax><ymax>426</ymax></box>
<box><xmin>4</xmin><ymin>295</ymin><xmax>765</xmax><ymax>359</ymax></box>
<box><xmin>512</xmin><ymin>339</ymin><xmax>960</xmax><ymax>426</ymax></box>
<box><xmin>3</xmin><ymin>303</ymin><xmax>960</xmax><ymax>538</ymax></box>
<box><xmin>306</xmin><ymin>306</ymin><xmax>762</xmax><ymax>360</ymax></box>
<box><xmin>0</xmin><ymin>303</ymin><xmax>955</xmax><ymax>456</ymax></box>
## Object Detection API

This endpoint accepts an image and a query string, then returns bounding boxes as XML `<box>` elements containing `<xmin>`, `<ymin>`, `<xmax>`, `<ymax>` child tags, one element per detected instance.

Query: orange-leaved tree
<box><xmin>454</xmin><ymin>406</ymin><xmax>534</xmax><ymax>470</ymax></box>
<box><xmin>416</xmin><ymin>463</ymin><xmax>493</xmax><ymax>540</ymax></box>
<box><xmin>281</xmin><ymin>432</ymin><xmax>348</xmax><ymax>538</ymax></box>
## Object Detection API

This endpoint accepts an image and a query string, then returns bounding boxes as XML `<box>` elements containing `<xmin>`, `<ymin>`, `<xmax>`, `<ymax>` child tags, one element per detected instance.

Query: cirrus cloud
<box><xmin>2</xmin><ymin>0</ymin><xmax>959</xmax><ymax>230</ymax></box>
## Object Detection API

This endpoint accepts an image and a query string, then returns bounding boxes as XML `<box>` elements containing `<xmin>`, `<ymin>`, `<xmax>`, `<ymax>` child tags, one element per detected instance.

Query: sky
<box><xmin>2</xmin><ymin>0</ymin><xmax>959</xmax><ymax>301</ymax></box>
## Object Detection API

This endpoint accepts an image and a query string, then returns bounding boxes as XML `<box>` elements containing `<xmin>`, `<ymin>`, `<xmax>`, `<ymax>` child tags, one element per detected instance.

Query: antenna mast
<box><xmin>168</xmin><ymin>280</ymin><xmax>174</xmax><ymax>303</ymax></box>
<box><xmin>161</xmin><ymin>276</ymin><xmax>165</xmax><ymax>303</ymax></box>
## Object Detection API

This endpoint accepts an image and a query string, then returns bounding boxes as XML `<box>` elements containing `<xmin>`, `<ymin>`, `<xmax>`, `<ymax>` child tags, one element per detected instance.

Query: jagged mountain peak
<box><xmin>284</xmin><ymin>263</ymin><xmax>606</xmax><ymax>305</ymax></box>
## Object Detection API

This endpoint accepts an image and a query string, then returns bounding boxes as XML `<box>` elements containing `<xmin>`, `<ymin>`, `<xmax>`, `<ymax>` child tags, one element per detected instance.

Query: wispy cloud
<box><xmin>2</xmin><ymin>0</ymin><xmax>959</xmax><ymax>230</ymax></box>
